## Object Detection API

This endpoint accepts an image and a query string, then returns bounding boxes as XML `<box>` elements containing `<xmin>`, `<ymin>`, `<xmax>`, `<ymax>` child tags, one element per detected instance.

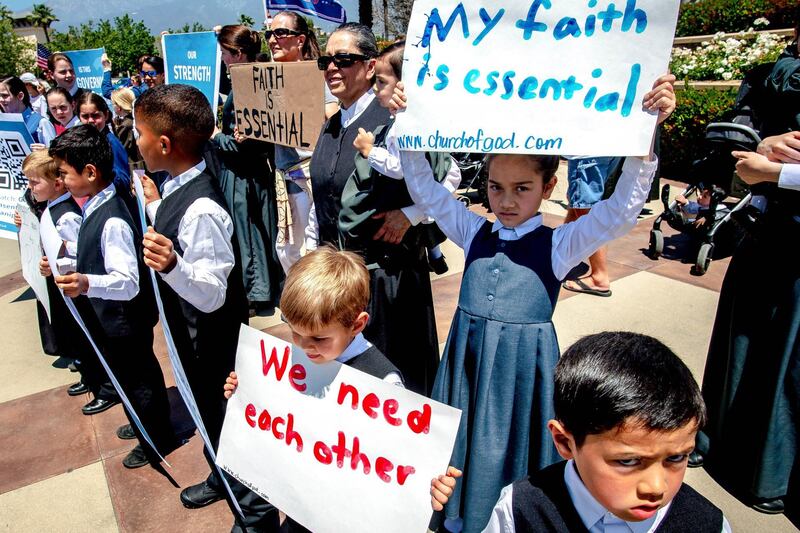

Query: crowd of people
<box><xmin>0</xmin><ymin>12</ymin><xmax>798</xmax><ymax>533</ymax></box>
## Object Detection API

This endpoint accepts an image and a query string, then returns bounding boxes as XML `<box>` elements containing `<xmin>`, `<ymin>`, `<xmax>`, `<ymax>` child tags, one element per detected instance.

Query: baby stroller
<box><xmin>452</xmin><ymin>152</ymin><xmax>488</xmax><ymax>206</ymax></box>
<box><xmin>648</xmin><ymin>122</ymin><xmax>759</xmax><ymax>274</ymax></box>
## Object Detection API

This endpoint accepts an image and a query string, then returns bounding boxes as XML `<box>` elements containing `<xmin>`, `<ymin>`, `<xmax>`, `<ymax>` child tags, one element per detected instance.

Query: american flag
<box><xmin>36</xmin><ymin>43</ymin><xmax>51</xmax><ymax>71</ymax></box>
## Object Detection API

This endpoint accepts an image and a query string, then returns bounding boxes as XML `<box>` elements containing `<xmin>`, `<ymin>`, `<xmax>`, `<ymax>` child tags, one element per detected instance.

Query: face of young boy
<box><xmin>54</xmin><ymin>158</ymin><xmax>92</xmax><ymax>199</ymax></box>
<box><xmin>569</xmin><ymin>420</ymin><xmax>696</xmax><ymax>523</ymax></box>
<box><xmin>487</xmin><ymin>155</ymin><xmax>557</xmax><ymax>228</ymax></box>
<box><xmin>28</xmin><ymin>173</ymin><xmax>62</xmax><ymax>202</ymax></box>
<box><xmin>134</xmin><ymin>120</ymin><xmax>168</xmax><ymax>172</ymax></box>
<box><xmin>373</xmin><ymin>59</ymin><xmax>398</xmax><ymax>109</ymax></box>
<box><xmin>288</xmin><ymin>316</ymin><xmax>366</xmax><ymax>364</ymax></box>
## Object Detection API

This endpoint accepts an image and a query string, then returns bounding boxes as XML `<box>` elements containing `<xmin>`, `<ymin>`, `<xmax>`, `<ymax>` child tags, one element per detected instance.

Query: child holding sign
<box><xmin>223</xmin><ymin>245</ymin><xmax>462</xmax><ymax>531</ymax></box>
<box><xmin>395</xmin><ymin>74</ymin><xmax>676</xmax><ymax>532</ymax></box>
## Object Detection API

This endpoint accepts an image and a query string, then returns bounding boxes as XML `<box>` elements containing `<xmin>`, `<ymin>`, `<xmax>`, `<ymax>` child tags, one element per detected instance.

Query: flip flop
<box><xmin>561</xmin><ymin>278</ymin><xmax>612</xmax><ymax>297</ymax></box>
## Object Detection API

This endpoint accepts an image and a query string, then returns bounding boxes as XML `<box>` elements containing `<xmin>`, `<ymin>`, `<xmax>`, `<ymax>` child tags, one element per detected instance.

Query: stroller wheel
<box><xmin>693</xmin><ymin>243</ymin><xmax>714</xmax><ymax>275</ymax></box>
<box><xmin>649</xmin><ymin>230</ymin><xmax>664</xmax><ymax>259</ymax></box>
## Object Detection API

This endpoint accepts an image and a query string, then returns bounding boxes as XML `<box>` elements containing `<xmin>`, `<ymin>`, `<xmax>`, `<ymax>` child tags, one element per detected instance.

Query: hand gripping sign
<box><xmin>217</xmin><ymin>326</ymin><xmax>462</xmax><ymax>533</ymax></box>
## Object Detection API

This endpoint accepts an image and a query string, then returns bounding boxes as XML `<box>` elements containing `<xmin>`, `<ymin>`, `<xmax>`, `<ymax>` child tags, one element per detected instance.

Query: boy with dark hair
<box><xmin>50</xmin><ymin>124</ymin><xmax>176</xmax><ymax>469</ymax></box>
<box><xmin>479</xmin><ymin>332</ymin><xmax>731</xmax><ymax>532</ymax></box>
<box><xmin>133</xmin><ymin>84</ymin><xmax>270</xmax><ymax>531</ymax></box>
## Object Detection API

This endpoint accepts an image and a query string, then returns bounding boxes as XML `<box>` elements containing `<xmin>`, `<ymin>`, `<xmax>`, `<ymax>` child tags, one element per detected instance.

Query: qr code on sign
<box><xmin>0</xmin><ymin>136</ymin><xmax>29</xmax><ymax>192</ymax></box>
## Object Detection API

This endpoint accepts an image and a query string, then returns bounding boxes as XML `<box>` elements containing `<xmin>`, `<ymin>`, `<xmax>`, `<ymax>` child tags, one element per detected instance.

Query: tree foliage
<box><xmin>49</xmin><ymin>15</ymin><xmax>156</xmax><ymax>74</ymax></box>
<box><xmin>0</xmin><ymin>4</ymin><xmax>32</xmax><ymax>76</ymax></box>
<box><xmin>238</xmin><ymin>14</ymin><xmax>255</xmax><ymax>27</ymax></box>
<box><xmin>167</xmin><ymin>22</ymin><xmax>209</xmax><ymax>34</ymax></box>
<box><xmin>29</xmin><ymin>3</ymin><xmax>57</xmax><ymax>43</ymax></box>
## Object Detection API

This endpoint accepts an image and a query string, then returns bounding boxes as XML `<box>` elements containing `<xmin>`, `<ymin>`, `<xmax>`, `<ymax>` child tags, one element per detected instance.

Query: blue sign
<box><xmin>162</xmin><ymin>32</ymin><xmax>221</xmax><ymax>116</ymax></box>
<box><xmin>266</xmin><ymin>0</ymin><xmax>347</xmax><ymax>24</ymax></box>
<box><xmin>63</xmin><ymin>47</ymin><xmax>105</xmax><ymax>95</ymax></box>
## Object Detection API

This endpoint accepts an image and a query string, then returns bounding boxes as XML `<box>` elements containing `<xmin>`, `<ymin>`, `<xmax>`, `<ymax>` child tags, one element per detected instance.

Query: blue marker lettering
<box><xmin>560</xmin><ymin>76</ymin><xmax>584</xmax><ymax>99</ymax></box>
<box><xmin>484</xmin><ymin>71</ymin><xmax>500</xmax><ymax>95</ymax></box>
<box><xmin>553</xmin><ymin>16</ymin><xmax>582</xmax><ymax>39</ymax></box>
<box><xmin>422</xmin><ymin>4</ymin><xmax>469</xmax><ymax>48</ymax></box>
<box><xmin>518</xmin><ymin>76</ymin><xmax>539</xmax><ymax>99</ymax></box>
<box><xmin>516</xmin><ymin>0</ymin><xmax>551</xmax><ymax>40</ymax></box>
<box><xmin>595</xmin><ymin>92</ymin><xmax>620</xmax><ymax>112</ymax></box>
<box><xmin>474</xmin><ymin>8</ymin><xmax>505</xmax><ymax>46</ymax></box>
<box><xmin>539</xmin><ymin>78</ymin><xmax>562</xmax><ymax>100</ymax></box>
<box><xmin>463</xmin><ymin>69</ymin><xmax>481</xmax><ymax>94</ymax></box>
<box><xmin>434</xmin><ymin>65</ymin><xmax>450</xmax><ymax>90</ymax></box>
<box><xmin>585</xmin><ymin>2</ymin><xmax>597</xmax><ymax>37</ymax></box>
<box><xmin>501</xmin><ymin>72</ymin><xmax>516</xmax><ymax>100</ymax></box>
<box><xmin>597</xmin><ymin>3</ymin><xmax>624</xmax><ymax>32</ymax></box>
<box><xmin>584</xmin><ymin>88</ymin><xmax>598</xmax><ymax>108</ymax></box>
<box><xmin>416</xmin><ymin>53</ymin><xmax>431</xmax><ymax>87</ymax></box>
<box><xmin>620</xmin><ymin>63</ymin><xmax>641</xmax><ymax>117</ymax></box>
<box><xmin>621</xmin><ymin>0</ymin><xmax>647</xmax><ymax>33</ymax></box>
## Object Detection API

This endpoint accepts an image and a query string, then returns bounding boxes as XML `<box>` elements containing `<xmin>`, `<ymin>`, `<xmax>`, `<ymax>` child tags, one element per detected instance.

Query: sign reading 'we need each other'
<box><xmin>395</xmin><ymin>0</ymin><xmax>680</xmax><ymax>156</ymax></box>
<box><xmin>216</xmin><ymin>325</ymin><xmax>461</xmax><ymax>533</ymax></box>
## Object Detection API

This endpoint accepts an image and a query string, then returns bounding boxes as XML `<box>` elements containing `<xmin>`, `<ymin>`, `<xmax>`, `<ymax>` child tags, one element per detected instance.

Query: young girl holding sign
<box><xmin>393</xmin><ymin>75</ymin><xmax>676</xmax><ymax>532</ymax></box>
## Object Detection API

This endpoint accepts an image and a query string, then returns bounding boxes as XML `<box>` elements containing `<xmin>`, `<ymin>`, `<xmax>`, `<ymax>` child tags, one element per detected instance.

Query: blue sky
<box><xmin>6</xmin><ymin>0</ymin><xmax>361</xmax><ymax>34</ymax></box>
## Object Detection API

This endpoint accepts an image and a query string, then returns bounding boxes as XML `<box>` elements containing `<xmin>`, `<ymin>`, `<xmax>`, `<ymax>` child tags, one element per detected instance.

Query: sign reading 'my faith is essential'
<box><xmin>395</xmin><ymin>0</ymin><xmax>680</xmax><ymax>155</ymax></box>
<box><xmin>217</xmin><ymin>325</ymin><xmax>461</xmax><ymax>533</ymax></box>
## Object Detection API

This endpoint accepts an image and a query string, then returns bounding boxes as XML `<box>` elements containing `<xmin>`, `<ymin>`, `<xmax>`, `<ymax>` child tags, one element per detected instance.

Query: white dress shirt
<box><xmin>37</xmin><ymin>115</ymin><xmax>80</xmax><ymax>147</ymax></box>
<box><xmin>48</xmin><ymin>192</ymin><xmax>82</xmax><ymax>274</ymax></box>
<box><xmin>778</xmin><ymin>163</ymin><xmax>800</xmax><ymax>191</ymax></box>
<box><xmin>80</xmin><ymin>184</ymin><xmax>140</xmax><ymax>301</ymax></box>
<box><xmin>334</xmin><ymin>333</ymin><xmax>403</xmax><ymax>386</ymax></box>
<box><xmin>305</xmin><ymin>90</ymin><xmax>436</xmax><ymax>244</ymax></box>
<box><xmin>482</xmin><ymin>460</ymin><xmax>731</xmax><ymax>533</ymax></box>
<box><xmin>399</xmin><ymin>152</ymin><xmax>658</xmax><ymax>281</ymax></box>
<box><xmin>146</xmin><ymin>160</ymin><xmax>236</xmax><ymax>314</ymax></box>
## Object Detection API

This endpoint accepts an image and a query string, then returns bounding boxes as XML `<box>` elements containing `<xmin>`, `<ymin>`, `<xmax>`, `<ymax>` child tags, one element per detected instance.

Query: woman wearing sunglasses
<box><xmin>101</xmin><ymin>54</ymin><xmax>164</xmax><ymax>100</ymax></box>
<box><xmin>307</xmin><ymin>23</ymin><xmax>441</xmax><ymax>398</ymax></box>
<box><xmin>264</xmin><ymin>11</ymin><xmax>339</xmax><ymax>275</ymax></box>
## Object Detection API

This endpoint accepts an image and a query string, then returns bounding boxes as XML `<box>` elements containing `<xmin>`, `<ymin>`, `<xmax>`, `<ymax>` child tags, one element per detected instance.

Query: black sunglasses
<box><xmin>317</xmin><ymin>53</ymin><xmax>371</xmax><ymax>70</ymax></box>
<box><xmin>265</xmin><ymin>28</ymin><xmax>302</xmax><ymax>40</ymax></box>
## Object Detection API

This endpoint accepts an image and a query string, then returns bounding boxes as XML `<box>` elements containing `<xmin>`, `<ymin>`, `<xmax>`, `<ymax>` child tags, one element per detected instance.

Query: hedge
<box><xmin>676</xmin><ymin>0</ymin><xmax>799</xmax><ymax>37</ymax></box>
<box><xmin>660</xmin><ymin>86</ymin><xmax>739</xmax><ymax>178</ymax></box>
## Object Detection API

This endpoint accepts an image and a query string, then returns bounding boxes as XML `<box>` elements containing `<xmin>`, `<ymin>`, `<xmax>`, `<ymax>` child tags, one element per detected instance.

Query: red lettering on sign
<box><xmin>337</xmin><ymin>382</ymin><xmax>359</xmax><ymax>409</ymax></box>
<box><xmin>261</xmin><ymin>341</ymin><xmax>291</xmax><ymax>380</ymax></box>
<box><xmin>408</xmin><ymin>403</ymin><xmax>432</xmax><ymax>434</ymax></box>
<box><xmin>362</xmin><ymin>393</ymin><xmax>380</xmax><ymax>419</ymax></box>
<box><xmin>314</xmin><ymin>441</ymin><xmax>332</xmax><ymax>465</ymax></box>
<box><xmin>375</xmin><ymin>457</ymin><xmax>393</xmax><ymax>483</ymax></box>
<box><xmin>396</xmin><ymin>465</ymin><xmax>416</xmax><ymax>485</ymax></box>
<box><xmin>258</xmin><ymin>409</ymin><xmax>271</xmax><ymax>431</ymax></box>
<box><xmin>350</xmin><ymin>435</ymin><xmax>371</xmax><ymax>474</ymax></box>
<box><xmin>289</xmin><ymin>364</ymin><xmax>307</xmax><ymax>392</ymax></box>
<box><xmin>245</xmin><ymin>404</ymin><xmax>257</xmax><ymax>427</ymax></box>
<box><xmin>331</xmin><ymin>431</ymin><xmax>351</xmax><ymax>468</ymax></box>
<box><xmin>285</xmin><ymin>413</ymin><xmax>303</xmax><ymax>452</ymax></box>
<box><xmin>272</xmin><ymin>416</ymin><xmax>285</xmax><ymax>440</ymax></box>
<box><xmin>383</xmin><ymin>399</ymin><xmax>401</xmax><ymax>426</ymax></box>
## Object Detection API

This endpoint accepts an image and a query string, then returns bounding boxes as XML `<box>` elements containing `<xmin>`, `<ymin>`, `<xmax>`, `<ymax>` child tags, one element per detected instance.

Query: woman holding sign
<box><xmin>214</xmin><ymin>25</ymin><xmax>284</xmax><ymax>314</ymax></box>
<box><xmin>266</xmin><ymin>11</ymin><xmax>339</xmax><ymax>273</ymax></box>
<box><xmin>309</xmin><ymin>23</ymin><xmax>440</xmax><ymax>396</ymax></box>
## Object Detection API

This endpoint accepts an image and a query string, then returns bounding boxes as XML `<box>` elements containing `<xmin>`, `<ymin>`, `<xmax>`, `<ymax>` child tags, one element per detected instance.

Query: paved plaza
<box><xmin>0</xmin><ymin>166</ymin><xmax>797</xmax><ymax>532</ymax></box>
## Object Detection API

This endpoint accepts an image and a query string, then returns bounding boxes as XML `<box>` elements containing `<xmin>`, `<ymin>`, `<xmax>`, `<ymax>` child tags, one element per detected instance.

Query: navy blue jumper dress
<box><xmin>432</xmin><ymin>220</ymin><xmax>561</xmax><ymax>532</ymax></box>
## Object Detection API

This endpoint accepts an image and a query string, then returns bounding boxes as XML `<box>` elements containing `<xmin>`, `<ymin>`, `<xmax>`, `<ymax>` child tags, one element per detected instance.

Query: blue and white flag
<box><xmin>266</xmin><ymin>0</ymin><xmax>346</xmax><ymax>24</ymax></box>
<box><xmin>63</xmin><ymin>48</ymin><xmax>105</xmax><ymax>94</ymax></box>
<box><xmin>162</xmin><ymin>32</ymin><xmax>222</xmax><ymax>116</ymax></box>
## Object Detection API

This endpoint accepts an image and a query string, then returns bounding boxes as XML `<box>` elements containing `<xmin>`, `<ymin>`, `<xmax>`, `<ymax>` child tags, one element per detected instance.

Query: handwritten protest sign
<box><xmin>229</xmin><ymin>61</ymin><xmax>324</xmax><ymax>150</ymax></box>
<box><xmin>162</xmin><ymin>32</ymin><xmax>222</xmax><ymax>116</ymax></box>
<box><xmin>18</xmin><ymin>202</ymin><xmax>50</xmax><ymax>320</ymax></box>
<box><xmin>395</xmin><ymin>0</ymin><xmax>680</xmax><ymax>155</ymax></box>
<box><xmin>217</xmin><ymin>325</ymin><xmax>461</xmax><ymax>533</ymax></box>
<box><xmin>0</xmin><ymin>113</ymin><xmax>32</xmax><ymax>240</ymax></box>
<box><xmin>64</xmin><ymin>48</ymin><xmax>105</xmax><ymax>94</ymax></box>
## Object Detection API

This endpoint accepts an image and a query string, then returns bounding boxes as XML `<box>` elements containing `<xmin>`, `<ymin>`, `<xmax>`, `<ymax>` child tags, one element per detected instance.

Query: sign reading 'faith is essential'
<box><xmin>229</xmin><ymin>61</ymin><xmax>325</xmax><ymax>150</ymax></box>
<box><xmin>395</xmin><ymin>0</ymin><xmax>680</xmax><ymax>155</ymax></box>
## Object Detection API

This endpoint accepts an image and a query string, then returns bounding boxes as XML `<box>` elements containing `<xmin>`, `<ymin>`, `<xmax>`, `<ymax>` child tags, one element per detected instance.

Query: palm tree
<box><xmin>29</xmin><ymin>3</ymin><xmax>57</xmax><ymax>43</ymax></box>
<box><xmin>0</xmin><ymin>4</ymin><xmax>13</xmax><ymax>21</ymax></box>
<box><xmin>238</xmin><ymin>14</ymin><xmax>255</xmax><ymax>27</ymax></box>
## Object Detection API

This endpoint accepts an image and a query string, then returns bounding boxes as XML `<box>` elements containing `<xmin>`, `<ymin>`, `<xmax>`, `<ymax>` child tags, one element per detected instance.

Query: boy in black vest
<box><xmin>24</xmin><ymin>150</ymin><xmax>118</xmax><ymax>414</ymax></box>
<box><xmin>478</xmin><ymin>332</ymin><xmax>731</xmax><ymax>533</ymax></box>
<box><xmin>133</xmin><ymin>84</ymin><xmax>272</xmax><ymax>532</ymax></box>
<box><xmin>50</xmin><ymin>125</ymin><xmax>176</xmax><ymax>469</ymax></box>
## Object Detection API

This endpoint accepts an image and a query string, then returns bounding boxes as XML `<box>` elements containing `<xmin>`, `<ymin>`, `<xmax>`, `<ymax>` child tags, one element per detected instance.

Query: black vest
<box><xmin>343</xmin><ymin>345</ymin><xmax>402</xmax><ymax>382</ymax></box>
<box><xmin>152</xmin><ymin>170</ymin><xmax>248</xmax><ymax>369</ymax></box>
<box><xmin>511</xmin><ymin>462</ymin><xmax>724</xmax><ymax>533</ymax></box>
<box><xmin>76</xmin><ymin>192</ymin><xmax>157</xmax><ymax>339</ymax></box>
<box><xmin>49</xmin><ymin>195</ymin><xmax>81</xmax><ymax>223</ymax></box>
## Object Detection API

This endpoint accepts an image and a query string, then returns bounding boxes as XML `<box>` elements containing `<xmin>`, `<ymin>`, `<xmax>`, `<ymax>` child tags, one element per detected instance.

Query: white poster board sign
<box><xmin>217</xmin><ymin>325</ymin><xmax>462</xmax><ymax>533</ymax></box>
<box><xmin>0</xmin><ymin>113</ymin><xmax>33</xmax><ymax>240</ymax></box>
<box><xmin>395</xmin><ymin>0</ymin><xmax>680</xmax><ymax>155</ymax></box>
<box><xmin>18</xmin><ymin>202</ymin><xmax>50</xmax><ymax>320</ymax></box>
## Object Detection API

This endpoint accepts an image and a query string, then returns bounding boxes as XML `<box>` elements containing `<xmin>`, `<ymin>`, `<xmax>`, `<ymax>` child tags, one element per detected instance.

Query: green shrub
<box><xmin>660</xmin><ymin>86</ymin><xmax>738</xmax><ymax>178</ymax></box>
<box><xmin>676</xmin><ymin>0</ymin><xmax>799</xmax><ymax>37</ymax></box>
